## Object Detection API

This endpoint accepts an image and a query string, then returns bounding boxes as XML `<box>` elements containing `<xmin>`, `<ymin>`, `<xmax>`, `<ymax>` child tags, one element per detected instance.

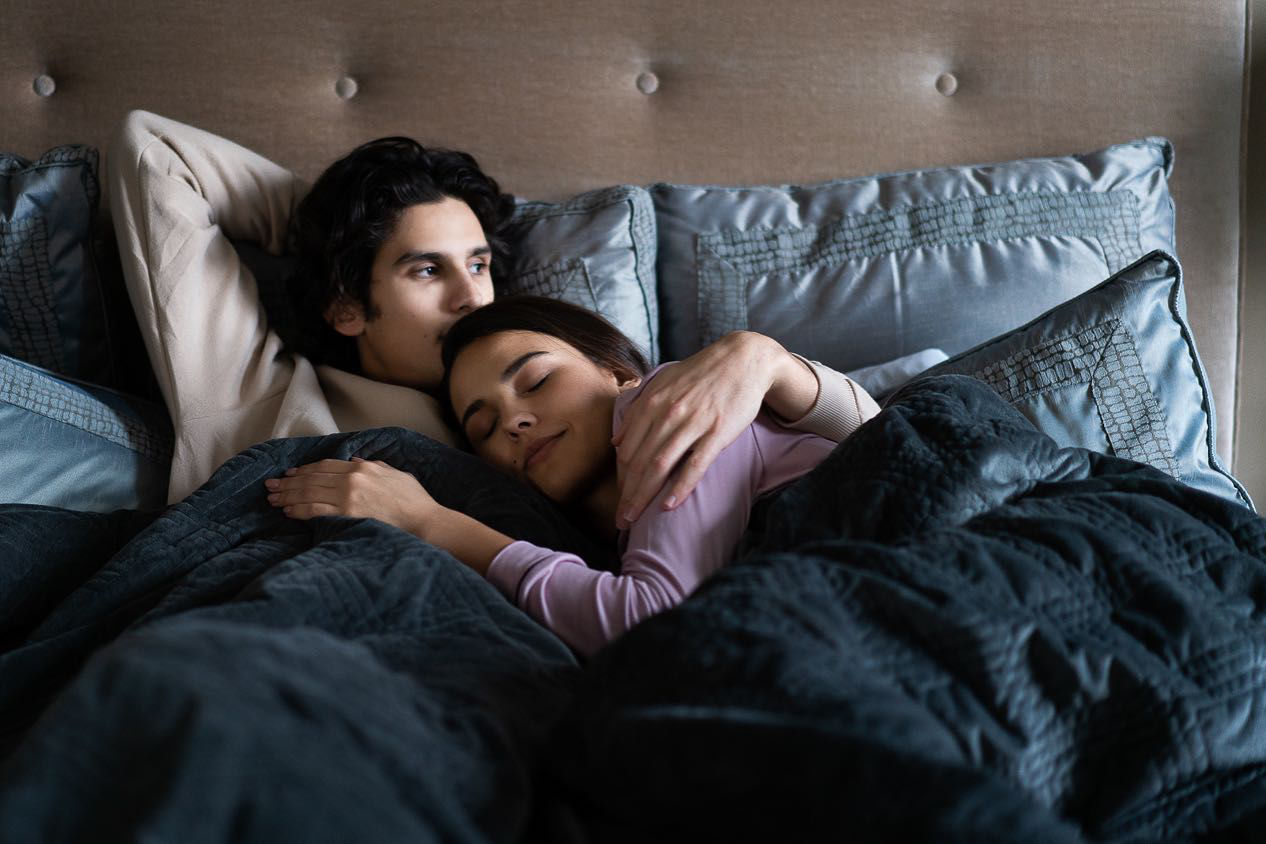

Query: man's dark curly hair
<box><xmin>279</xmin><ymin>138</ymin><xmax>515</xmax><ymax>372</ymax></box>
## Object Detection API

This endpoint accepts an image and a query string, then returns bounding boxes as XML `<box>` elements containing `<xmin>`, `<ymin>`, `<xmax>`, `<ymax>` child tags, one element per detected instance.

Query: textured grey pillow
<box><xmin>651</xmin><ymin>139</ymin><xmax>1175</xmax><ymax>370</ymax></box>
<box><xmin>0</xmin><ymin>145</ymin><xmax>117</xmax><ymax>384</ymax></box>
<box><xmin>916</xmin><ymin>250</ymin><xmax>1250</xmax><ymax>509</ymax></box>
<box><xmin>500</xmin><ymin>186</ymin><xmax>659</xmax><ymax>363</ymax></box>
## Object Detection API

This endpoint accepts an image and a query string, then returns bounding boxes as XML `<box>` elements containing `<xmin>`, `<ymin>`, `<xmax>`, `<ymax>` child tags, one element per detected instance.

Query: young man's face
<box><xmin>328</xmin><ymin>197</ymin><xmax>494</xmax><ymax>390</ymax></box>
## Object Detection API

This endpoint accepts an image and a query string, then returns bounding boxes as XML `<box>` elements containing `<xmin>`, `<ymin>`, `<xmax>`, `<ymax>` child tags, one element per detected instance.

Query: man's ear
<box><xmin>325</xmin><ymin>299</ymin><xmax>366</xmax><ymax>338</ymax></box>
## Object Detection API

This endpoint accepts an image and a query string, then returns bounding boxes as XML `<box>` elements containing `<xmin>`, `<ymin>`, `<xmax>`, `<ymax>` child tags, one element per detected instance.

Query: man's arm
<box><xmin>110</xmin><ymin>110</ymin><xmax>312</xmax><ymax>501</ymax></box>
<box><xmin>612</xmin><ymin>331</ymin><xmax>878</xmax><ymax>529</ymax></box>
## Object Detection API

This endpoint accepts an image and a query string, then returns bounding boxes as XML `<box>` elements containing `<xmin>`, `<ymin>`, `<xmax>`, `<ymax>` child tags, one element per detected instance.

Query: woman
<box><xmin>267</xmin><ymin>297</ymin><xmax>880</xmax><ymax>655</ymax></box>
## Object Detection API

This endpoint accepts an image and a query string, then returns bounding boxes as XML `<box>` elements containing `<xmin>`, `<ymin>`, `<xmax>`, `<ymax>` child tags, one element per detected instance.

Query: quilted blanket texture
<box><xmin>2</xmin><ymin>375</ymin><xmax>1265</xmax><ymax>843</ymax></box>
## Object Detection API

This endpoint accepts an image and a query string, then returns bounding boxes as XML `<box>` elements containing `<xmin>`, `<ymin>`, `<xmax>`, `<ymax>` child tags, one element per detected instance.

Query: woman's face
<box><xmin>448</xmin><ymin>331</ymin><xmax>637</xmax><ymax>504</ymax></box>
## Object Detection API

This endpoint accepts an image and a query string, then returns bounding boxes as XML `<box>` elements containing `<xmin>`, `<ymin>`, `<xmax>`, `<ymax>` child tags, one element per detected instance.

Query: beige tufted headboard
<box><xmin>5</xmin><ymin>0</ymin><xmax>1261</xmax><ymax>498</ymax></box>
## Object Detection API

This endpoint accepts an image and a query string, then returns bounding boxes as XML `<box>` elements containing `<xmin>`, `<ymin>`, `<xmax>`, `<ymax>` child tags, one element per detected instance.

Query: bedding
<box><xmin>651</xmin><ymin>138</ymin><xmax>1176</xmax><ymax>371</ymax></box>
<box><xmin>925</xmin><ymin>250</ymin><xmax>1250</xmax><ymax>508</ymax></box>
<box><xmin>3</xmin><ymin>375</ymin><xmax>1265</xmax><ymax>842</ymax></box>
<box><xmin>0</xmin><ymin>353</ymin><xmax>171</xmax><ymax>511</ymax></box>
<box><xmin>500</xmin><ymin>186</ymin><xmax>659</xmax><ymax>364</ymax></box>
<box><xmin>0</xmin><ymin>146</ymin><xmax>118</xmax><ymax>386</ymax></box>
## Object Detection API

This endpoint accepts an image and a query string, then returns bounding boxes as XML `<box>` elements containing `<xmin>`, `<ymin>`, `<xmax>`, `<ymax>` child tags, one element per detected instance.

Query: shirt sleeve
<box><xmin>109</xmin><ymin>110</ymin><xmax>310</xmax><ymax>500</ymax></box>
<box><xmin>485</xmin><ymin>371</ymin><xmax>835</xmax><ymax>657</ymax></box>
<box><xmin>778</xmin><ymin>354</ymin><xmax>881</xmax><ymax>443</ymax></box>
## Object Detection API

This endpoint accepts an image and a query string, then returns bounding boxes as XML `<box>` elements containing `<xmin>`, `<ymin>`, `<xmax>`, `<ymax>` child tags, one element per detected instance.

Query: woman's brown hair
<box><xmin>440</xmin><ymin>295</ymin><xmax>650</xmax><ymax>428</ymax></box>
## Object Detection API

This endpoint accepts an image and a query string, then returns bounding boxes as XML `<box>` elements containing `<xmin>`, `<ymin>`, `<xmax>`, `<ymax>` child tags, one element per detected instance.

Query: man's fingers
<box><xmin>616</xmin><ymin>430</ymin><xmax>701</xmax><ymax>528</ymax></box>
<box><xmin>660</xmin><ymin>444</ymin><xmax>718</xmax><ymax>513</ymax></box>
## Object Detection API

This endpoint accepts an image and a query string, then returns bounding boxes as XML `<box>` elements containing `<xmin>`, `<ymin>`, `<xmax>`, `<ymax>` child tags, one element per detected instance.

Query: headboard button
<box><xmin>33</xmin><ymin>74</ymin><xmax>56</xmax><ymax>97</ymax></box>
<box><xmin>935</xmin><ymin>72</ymin><xmax>958</xmax><ymax>97</ymax></box>
<box><xmin>335</xmin><ymin>76</ymin><xmax>359</xmax><ymax>100</ymax></box>
<box><xmin>636</xmin><ymin>71</ymin><xmax>659</xmax><ymax>95</ymax></box>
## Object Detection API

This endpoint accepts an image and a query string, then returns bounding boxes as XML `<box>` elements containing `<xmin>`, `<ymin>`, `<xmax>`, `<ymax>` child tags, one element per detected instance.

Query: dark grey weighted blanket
<box><xmin>2</xmin><ymin>375</ymin><xmax>1265</xmax><ymax>843</ymax></box>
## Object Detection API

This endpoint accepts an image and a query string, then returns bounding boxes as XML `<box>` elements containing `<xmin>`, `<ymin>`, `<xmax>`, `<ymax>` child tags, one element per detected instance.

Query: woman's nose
<box><xmin>505</xmin><ymin>410</ymin><xmax>534</xmax><ymax>436</ymax></box>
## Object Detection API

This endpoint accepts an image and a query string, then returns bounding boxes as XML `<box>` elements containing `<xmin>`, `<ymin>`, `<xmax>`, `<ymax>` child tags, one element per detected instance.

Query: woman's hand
<box><xmin>612</xmin><ymin>331</ymin><xmax>818</xmax><ymax>529</ymax></box>
<box><xmin>264</xmin><ymin>457</ymin><xmax>437</xmax><ymax>535</ymax></box>
<box><xmin>265</xmin><ymin>457</ymin><xmax>515</xmax><ymax>576</ymax></box>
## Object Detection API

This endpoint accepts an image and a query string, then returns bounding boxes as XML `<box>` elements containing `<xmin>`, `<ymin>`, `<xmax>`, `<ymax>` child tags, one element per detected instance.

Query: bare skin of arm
<box><xmin>264</xmin><ymin>458</ymin><xmax>510</xmax><ymax>575</ymax></box>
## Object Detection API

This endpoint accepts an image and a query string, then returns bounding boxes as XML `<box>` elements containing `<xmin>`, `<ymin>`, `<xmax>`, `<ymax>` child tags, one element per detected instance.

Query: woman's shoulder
<box><xmin>612</xmin><ymin>362</ymin><xmax>678</xmax><ymax>422</ymax></box>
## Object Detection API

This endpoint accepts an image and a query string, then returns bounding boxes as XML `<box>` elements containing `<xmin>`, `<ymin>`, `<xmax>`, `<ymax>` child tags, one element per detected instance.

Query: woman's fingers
<box><xmin>266</xmin><ymin>480</ymin><xmax>342</xmax><ymax>507</ymax></box>
<box><xmin>286</xmin><ymin>458</ymin><xmax>361</xmax><ymax>476</ymax></box>
<box><xmin>278</xmin><ymin>502</ymin><xmax>341</xmax><ymax>520</ymax></box>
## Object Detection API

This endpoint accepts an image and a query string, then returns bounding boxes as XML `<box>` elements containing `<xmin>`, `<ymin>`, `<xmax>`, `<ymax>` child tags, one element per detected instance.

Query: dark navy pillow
<box><xmin>0</xmin><ymin>146</ymin><xmax>119</xmax><ymax>385</ymax></box>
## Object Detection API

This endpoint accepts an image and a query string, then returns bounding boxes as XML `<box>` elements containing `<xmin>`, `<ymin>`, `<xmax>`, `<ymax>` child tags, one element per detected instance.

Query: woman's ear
<box><xmin>325</xmin><ymin>299</ymin><xmax>366</xmax><ymax>338</ymax></box>
<box><xmin>614</xmin><ymin>369</ymin><xmax>642</xmax><ymax>393</ymax></box>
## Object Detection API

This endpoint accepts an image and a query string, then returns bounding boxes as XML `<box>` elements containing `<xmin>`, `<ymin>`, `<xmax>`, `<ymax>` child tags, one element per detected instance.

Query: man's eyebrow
<box><xmin>393</xmin><ymin>244</ymin><xmax>491</xmax><ymax>268</ymax></box>
<box><xmin>459</xmin><ymin>350</ymin><xmax>548</xmax><ymax>431</ymax></box>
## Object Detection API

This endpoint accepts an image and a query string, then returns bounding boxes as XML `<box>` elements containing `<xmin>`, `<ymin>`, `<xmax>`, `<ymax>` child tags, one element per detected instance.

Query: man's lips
<box><xmin>524</xmin><ymin>432</ymin><xmax>563</xmax><ymax>470</ymax></box>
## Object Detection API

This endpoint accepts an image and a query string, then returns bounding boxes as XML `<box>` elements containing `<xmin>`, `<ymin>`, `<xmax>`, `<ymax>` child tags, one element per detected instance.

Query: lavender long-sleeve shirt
<box><xmin>484</xmin><ymin>364</ymin><xmax>859</xmax><ymax>657</ymax></box>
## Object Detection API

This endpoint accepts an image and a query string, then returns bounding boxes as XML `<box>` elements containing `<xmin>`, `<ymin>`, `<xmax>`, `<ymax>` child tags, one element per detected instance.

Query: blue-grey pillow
<box><xmin>0</xmin><ymin>353</ymin><xmax>172</xmax><ymax>511</ymax></box>
<box><xmin>845</xmin><ymin>348</ymin><xmax>948</xmax><ymax>401</ymax></box>
<box><xmin>916</xmin><ymin>250</ymin><xmax>1250</xmax><ymax>509</ymax></box>
<box><xmin>499</xmin><ymin>186</ymin><xmax>659</xmax><ymax>364</ymax></box>
<box><xmin>238</xmin><ymin>185</ymin><xmax>660</xmax><ymax>365</ymax></box>
<box><xmin>0</xmin><ymin>146</ymin><xmax>117</xmax><ymax>384</ymax></box>
<box><xmin>651</xmin><ymin>138</ymin><xmax>1175</xmax><ymax>369</ymax></box>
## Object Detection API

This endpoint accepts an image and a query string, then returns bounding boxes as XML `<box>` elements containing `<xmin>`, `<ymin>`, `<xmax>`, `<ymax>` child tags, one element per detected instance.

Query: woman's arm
<box><xmin>484</xmin><ymin>416</ymin><xmax>834</xmax><ymax>656</ymax></box>
<box><xmin>612</xmin><ymin>331</ymin><xmax>878</xmax><ymax>529</ymax></box>
<box><xmin>265</xmin><ymin>458</ymin><xmax>514</xmax><ymax>574</ymax></box>
<box><xmin>268</xmin><ymin>414</ymin><xmax>833</xmax><ymax>657</ymax></box>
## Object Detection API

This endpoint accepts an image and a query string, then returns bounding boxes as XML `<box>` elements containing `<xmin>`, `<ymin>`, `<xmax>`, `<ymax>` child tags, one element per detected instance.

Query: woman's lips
<box><xmin>525</xmin><ymin>432</ymin><xmax>563</xmax><ymax>471</ymax></box>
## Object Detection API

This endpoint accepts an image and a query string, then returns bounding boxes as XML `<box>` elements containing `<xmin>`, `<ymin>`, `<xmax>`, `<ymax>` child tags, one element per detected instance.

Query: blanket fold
<box><xmin>3</xmin><ymin>376</ymin><xmax>1265</xmax><ymax>843</ymax></box>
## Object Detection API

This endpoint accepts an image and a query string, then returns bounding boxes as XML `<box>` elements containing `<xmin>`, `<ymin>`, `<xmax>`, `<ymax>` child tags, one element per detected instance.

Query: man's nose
<box><xmin>452</xmin><ymin>268</ymin><xmax>490</xmax><ymax>313</ymax></box>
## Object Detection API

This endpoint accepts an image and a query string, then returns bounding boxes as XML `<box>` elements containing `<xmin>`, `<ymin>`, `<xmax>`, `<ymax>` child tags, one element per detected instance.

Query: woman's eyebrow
<box><xmin>459</xmin><ymin>350</ymin><xmax>548</xmax><ymax>430</ymax></box>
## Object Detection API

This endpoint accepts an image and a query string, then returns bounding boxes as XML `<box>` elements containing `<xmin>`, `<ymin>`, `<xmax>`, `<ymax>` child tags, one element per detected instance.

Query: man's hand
<box><xmin>265</xmin><ymin>457</ymin><xmax>437</xmax><ymax>535</ymax></box>
<box><xmin>612</xmin><ymin>331</ymin><xmax>818</xmax><ymax>530</ymax></box>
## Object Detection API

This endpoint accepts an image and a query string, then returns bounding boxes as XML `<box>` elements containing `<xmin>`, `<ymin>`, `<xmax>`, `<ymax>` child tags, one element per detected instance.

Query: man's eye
<box><xmin>470</xmin><ymin>261</ymin><xmax>488</xmax><ymax>274</ymax></box>
<box><xmin>412</xmin><ymin>265</ymin><xmax>438</xmax><ymax>278</ymax></box>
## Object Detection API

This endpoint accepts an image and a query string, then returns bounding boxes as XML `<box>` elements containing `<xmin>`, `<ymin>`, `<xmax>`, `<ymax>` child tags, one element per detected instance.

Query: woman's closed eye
<box><xmin>476</xmin><ymin>373</ymin><xmax>550</xmax><ymax>442</ymax></box>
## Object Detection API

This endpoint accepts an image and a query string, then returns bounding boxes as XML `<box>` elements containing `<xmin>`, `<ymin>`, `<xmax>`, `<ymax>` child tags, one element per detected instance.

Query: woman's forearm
<box><xmin>417</xmin><ymin>508</ymin><xmax>516</xmax><ymax>577</ymax></box>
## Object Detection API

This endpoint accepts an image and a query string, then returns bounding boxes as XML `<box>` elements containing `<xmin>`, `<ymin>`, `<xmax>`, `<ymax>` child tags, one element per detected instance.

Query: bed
<box><xmin>4</xmin><ymin>1</ymin><xmax>1266</xmax><ymax>840</ymax></box>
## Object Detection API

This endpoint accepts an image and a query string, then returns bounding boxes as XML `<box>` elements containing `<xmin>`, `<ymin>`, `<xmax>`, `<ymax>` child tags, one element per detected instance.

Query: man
<box><xmin>110</xmin><ymin>111</ymin><xmax>876</xmax><ymax>526</ymax></box>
